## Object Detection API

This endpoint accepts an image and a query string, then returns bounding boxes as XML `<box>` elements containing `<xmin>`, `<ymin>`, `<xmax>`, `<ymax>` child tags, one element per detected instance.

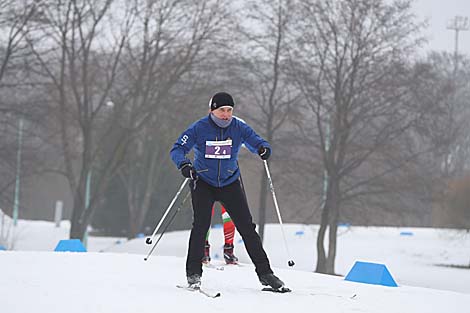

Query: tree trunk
<box><xmin>128</xmin><ymin>189</ymin><xmax>153</xmax><ymax>239</ymax></box>
<box><xmin>316</xmin><ymin>175</ymin><xmax>340</xmax><ymax>274</ymax></box>
<box><xmin>325</xmin><ymin>178</ymin><xmax>340</xmax><ymax>274</ymax></box>
<box><xmin>128</xmin><ymin>202</ymin><xmax>139</xmax><ymax>239</ymax></box>
<box><xmin>325</xmin><ymin>213</ymin><xmax>339</xmax><ymax>274</ymax></box>
<box><xmin>315</xmin><ymin>201</ymin><xmax>329</xmax><ymax>273</ymax></box>
<box><xmin>70</xmin><ymin>190</ymin><xmax>86</xmax><ymax>239</ymax></box>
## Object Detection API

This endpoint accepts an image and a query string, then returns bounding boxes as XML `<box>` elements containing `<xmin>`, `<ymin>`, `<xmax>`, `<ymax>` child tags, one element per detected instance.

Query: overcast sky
<box><xmin>413</xmin><ymin>0</ymin><xmax>470</xmax><ymax>55</ymax></box>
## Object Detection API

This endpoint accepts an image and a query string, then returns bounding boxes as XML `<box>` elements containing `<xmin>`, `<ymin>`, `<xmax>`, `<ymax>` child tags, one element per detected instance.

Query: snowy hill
<box><xmin>1</xmin><ymin>216</ymin><xmax>470</xmax><ymax>313</ymax></box>
<box><xmin>2</xmin><ymin>252</ymin><xmax>469</xmax><ymax>313</ymax></box>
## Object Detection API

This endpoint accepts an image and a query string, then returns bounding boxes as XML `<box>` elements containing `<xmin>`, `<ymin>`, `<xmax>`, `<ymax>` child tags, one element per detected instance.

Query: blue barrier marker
<box><xmin>54</xmin><ymin>239</ymin><xmax>87</xmax><ymax>252</ymax></box>
<box><xmin>400</xmin><ymin>231</ymin><xmax>414</xmax><ymax>236</ymax></box>
<box><xmin>345</xmin><ymin>261</ymin><xmax>398</xmax><ymax>287</ymax></box>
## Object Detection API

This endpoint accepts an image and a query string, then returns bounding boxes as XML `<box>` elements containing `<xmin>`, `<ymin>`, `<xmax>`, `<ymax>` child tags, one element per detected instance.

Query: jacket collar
<box><xmin>207</xmin><ymin>113</ymin><xmax>233</xmax><ymax>129</ymax></box>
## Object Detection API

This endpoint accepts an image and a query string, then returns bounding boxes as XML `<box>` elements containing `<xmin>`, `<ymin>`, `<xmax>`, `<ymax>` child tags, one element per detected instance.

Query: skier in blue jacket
<box><xmin>170</xmin><ymin>91</ymin><xmax>285</xmax><ymax>290</ymax></box>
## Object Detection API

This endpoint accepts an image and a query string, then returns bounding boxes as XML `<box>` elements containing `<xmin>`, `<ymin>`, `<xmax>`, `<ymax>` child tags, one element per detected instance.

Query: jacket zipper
<box><xmin>217</xmin><ymin>129</ymin><xmax>223</xmax><ymax>187</ymax></box>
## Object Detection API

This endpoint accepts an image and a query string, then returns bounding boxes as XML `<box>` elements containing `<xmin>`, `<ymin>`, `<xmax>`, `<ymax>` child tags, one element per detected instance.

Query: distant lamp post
<box><xmin>447</xmin><ymin>16</ymin><xmax>469</xmax><ymax>73</ymax></box>
<box><xmin>13</xmin><ymin>117</ymin><xmax>24</xmax><ymax>226</ymax></box>
<box><xmin>82</xmin><ymin>169</ymin><xmax>92</xmax><ymax>248</ymax></box>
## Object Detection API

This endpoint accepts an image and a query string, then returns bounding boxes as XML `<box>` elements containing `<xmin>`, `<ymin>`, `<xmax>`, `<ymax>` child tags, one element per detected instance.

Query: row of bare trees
<box><xmin>1</xmin><ymin>0</ymin><xmax>469</xmax><ymax>274</ymax></box>
<box><xmin>8</xmin><ymin>0</ymin><xmax>234</xmax><ymax>239</ymax></box>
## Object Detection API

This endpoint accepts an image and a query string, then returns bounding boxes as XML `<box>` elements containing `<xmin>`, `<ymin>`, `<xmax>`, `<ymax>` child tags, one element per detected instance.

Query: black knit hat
<box><xmin>209</xmin><ymin>92</ymin><xmax>235</xmax><ymax>111</ymax></box>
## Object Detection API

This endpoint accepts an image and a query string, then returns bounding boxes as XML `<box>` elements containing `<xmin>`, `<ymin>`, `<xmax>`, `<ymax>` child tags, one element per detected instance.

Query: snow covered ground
<box><xmin>1</xmin><ymin>216</ymin><xmax>470</xmax><ymax>313</ymax></box>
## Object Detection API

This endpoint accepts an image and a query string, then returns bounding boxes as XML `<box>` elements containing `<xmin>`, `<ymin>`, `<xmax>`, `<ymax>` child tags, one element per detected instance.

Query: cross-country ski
<box><xmin>176</xmin><ymin>284</ymin><xmax>221</xmax><ymax>298</ymax></box>
<box><xmin>262</xmin><ymin>286</ymin><xmax>292</xmax><ymax>293</ymax></box>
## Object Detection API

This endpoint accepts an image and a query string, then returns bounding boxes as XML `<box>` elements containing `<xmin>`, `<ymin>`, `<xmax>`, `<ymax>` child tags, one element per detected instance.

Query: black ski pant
<box><xmin>186</xmin><ymin>178</ymin><xmax>273</xmax><ymax>277</ymax></box>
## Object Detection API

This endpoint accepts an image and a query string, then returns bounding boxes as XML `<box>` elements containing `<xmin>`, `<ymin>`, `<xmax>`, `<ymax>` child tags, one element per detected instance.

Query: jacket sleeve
<box><xmin>240</xmin><ymin>122</ymin><xmax>271</xmax><ymax>154</ymax></box>
<box><xmin>170</xmin><ymin>123</ymin><xmax>197</xmax><ymax>169</ymax></box>
<box><xmin>241</xmin><ymin>140</ymin><xmax>257</xmax><ymax>153</ymax></box>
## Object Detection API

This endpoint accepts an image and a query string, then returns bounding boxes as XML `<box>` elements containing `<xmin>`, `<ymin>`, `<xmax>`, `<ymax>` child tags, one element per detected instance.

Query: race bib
<box><xmin>205</xmin><ymin>139</ymin><xmax>232</xmax><ymax>159</ymax></box>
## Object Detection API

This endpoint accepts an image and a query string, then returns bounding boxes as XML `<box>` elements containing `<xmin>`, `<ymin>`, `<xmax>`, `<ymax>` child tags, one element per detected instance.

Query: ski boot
<box><xmin>258</xmin><ymin>273</ymin><xmax>290</xmax><ymax>292</ymax></box>
<box><xmin>201</xmin><ymin>241</ymin><xmax>211</xmax><ymax>264</ymax></box>
<box><xmin>223</xmin><ymin>243</ymin><xmax>239</xmax><ymax>265</ymax></box>
<box><xmin>187</xmin><ymin>273</ymin><xmax>201</xmax><ymax>289</ymax></box>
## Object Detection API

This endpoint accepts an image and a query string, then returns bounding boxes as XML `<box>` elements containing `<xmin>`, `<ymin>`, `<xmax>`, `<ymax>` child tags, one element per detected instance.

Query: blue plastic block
<box><xmin>345</xmin><ymin>261</ymin><xmax>398</xmax><ymax>287</ymax></box>
<box><xmin>54</xmin><ymin>239</ymin><xmax>87</xmax><ymax>252</ymax></box>
<box><xmin>400</xmin><ymin>231</ymin><xmax>414</xmax><ymax>236</ymax></box>
<box><xmin>0</xmin><ymin>245</ymin><xmax>6</xmax><ymax>251</ymax></box>
<box><xmin>295</xmin><ymin>230</ymin><xmax>305</xmax><ymax>236</ymax></box>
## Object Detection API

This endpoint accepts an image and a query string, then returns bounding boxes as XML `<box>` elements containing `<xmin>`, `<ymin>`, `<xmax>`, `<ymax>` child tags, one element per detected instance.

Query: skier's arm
<box><xmin>234</xmin><ymin>116</ymin><xmax>257</xmax><ymax>153</ymax></box>
<box><xmin>241</xmin><ymin>139</ymin><xmax>257</xmax><ymax>153</ymax></box>
<box><xmin>170</xmin><ymin>123</ymin><xmax>197</xmax><ymax>169</ymax></box>
<box><xmin>240</xmin><ymin>123</ymin><xmax>271</xmax><ymax>155</ymax></box>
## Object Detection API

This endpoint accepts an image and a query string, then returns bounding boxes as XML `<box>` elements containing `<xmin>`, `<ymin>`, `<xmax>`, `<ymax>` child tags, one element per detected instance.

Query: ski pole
<box><xmin>144</xmin><ymin>207</ymin><xmax>180</xmax><ymax>261</ymax></box>
<box><xmin>144</xmin><ymin>191</ymin><xmax>191</xmax><ymax>261</ymax></box>
<box><xmin>145</xmin><ymin>178</ymin><xmax>189</xmax><ymax>245</ymax></box>
<box><xmin>263</xmin><ymin>160</ymin><xmax>295</xmax><ymax>267</ymax></box>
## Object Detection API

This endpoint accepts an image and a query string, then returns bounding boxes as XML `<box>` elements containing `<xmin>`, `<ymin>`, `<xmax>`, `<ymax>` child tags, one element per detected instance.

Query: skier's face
<box><xmin>211</xmin><ymin>106</ymin><xmax>233</xmax><ymax>120</ymax></box>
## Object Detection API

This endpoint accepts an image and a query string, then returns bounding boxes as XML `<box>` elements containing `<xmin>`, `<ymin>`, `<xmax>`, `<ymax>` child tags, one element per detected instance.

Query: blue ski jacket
<box><xmin>170</xmin><ymin>115</ymin><xmax>270</xmax><ymax>187</ymax></box>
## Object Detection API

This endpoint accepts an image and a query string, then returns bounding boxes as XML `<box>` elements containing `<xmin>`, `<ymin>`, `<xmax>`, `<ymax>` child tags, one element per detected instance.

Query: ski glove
<box><xmin>180</xmin><ymin>163</ymin><xmax>198</xmax><ymax>180</ymax></box>
<box><xmin>258</xmin><ymin>146</ymin><xmax>271</xmax><ymax>161</ymax></box>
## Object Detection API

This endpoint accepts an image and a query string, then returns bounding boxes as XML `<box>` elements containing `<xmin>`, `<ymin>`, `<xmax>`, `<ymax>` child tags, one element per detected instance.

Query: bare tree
<box><xmin>0</xmin><ymin>0</ymin><xmax>52</xmax><ymax>221</ymax></box>
<box><xmin>411</xmin><ymin>53</ymin><xmax>470</xmax><ymax>226</ymax></box>
<box><xmin>114</xmin><ymin>0</ymin><xmax>234</xmax><ymax>238</ymax></box>
<box><xmin>234</xmin><ymin>0</ymin><xmax>299</xmax><ymax>241</ymax></box>
<box><xmin>424</xmin><ymin>53</ymin><xmax>470</xmax><ymax>177</ymax></box>
<box><xmin>25</xmin><ymin>0</ymin><xmax>134</xmax><ymax>239</ymax></box>
<box><xmin>0</xmin><ymin>0</ymin><xmax>38</xmax><ymax>85</ymax></box>
<box><xmin>289</xmin><ymin>0</ymin><xmax>424</xmax><ymax>274</ymax></box>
